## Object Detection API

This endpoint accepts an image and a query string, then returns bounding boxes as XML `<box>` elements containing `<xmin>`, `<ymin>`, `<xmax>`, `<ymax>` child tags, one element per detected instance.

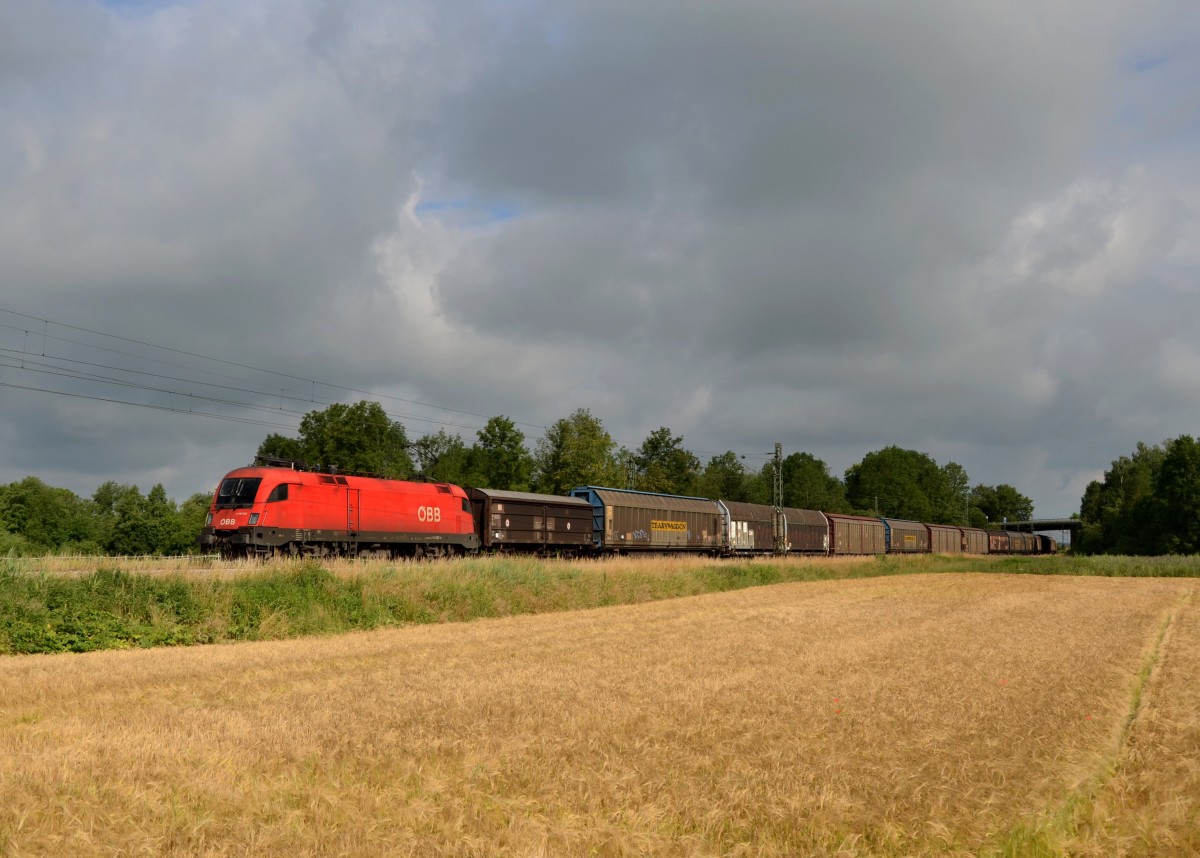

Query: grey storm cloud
<box><xmin>0</xmin><ymin>0</ymin><xmax>1198</xmax><ymax>519</ymax></box>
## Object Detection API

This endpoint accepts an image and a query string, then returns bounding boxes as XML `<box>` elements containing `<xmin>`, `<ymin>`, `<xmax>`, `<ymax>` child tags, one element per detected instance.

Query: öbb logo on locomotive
<box><xmin>199</xmin><ymin>457</ymin><xmax>1057</xmax><ymax>560</ymax></box>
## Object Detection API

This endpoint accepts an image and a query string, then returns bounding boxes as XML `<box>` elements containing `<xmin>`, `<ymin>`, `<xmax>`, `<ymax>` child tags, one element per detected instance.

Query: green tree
<box><xmin>531</xmin><ymin>408</ymin><xmax>623</xmax><ymax>494</ymax></box>
<box><xmin>1147</xmin><ymin>434</ymin><xmax>1200</xmax><ymax>555</ymax></box>
<box><xmin>745</xmin><ymin>462</ymin><xmax>775</xmax><ymax>505</ymax></box>
<box><xmin>844</xmin><ymin>447</ymin><xmax>950</xmax><ymax>522</ymax></box>
<box><xmin>107</xmin><ymin>485</ymin><xmax>153</xmax><ymax>556</ymax></box>
<box><xmin>257</xmin><ymin>401</ymin><xmax>413</xmax><ymax>478</ymax></box>
<box><xmin>782</xmin><ymin>452</ymin><xmax>848</xmax><ymax>512</ymax></box>
<box><xmin>93</xmin><ymin>480</ymin><xmax>138</xmax><ymax>552</ymax></box>
<box><xmin>632</xmin><ymin>427</ymin><xmax>701</xmax><ymax>495</ymax></box>
<box><xmin>970</xmin><ymin>484</ymin><xmax>1034</xmax><ymax>527</ymax></box>
<box><xmin>940</xmin><ymin>462</ymin><xmax>971</xmax><ymax>525</ymax></box>
<box><xmin>96</xmin><ymin>482</ymin><xmax>188</xmax><ymax>556</ymax></box>
<box><xmin>1076</xmin><ymin>441</ymin><xmax>1166</xmax><ymax>554</ymax></box>
<box><xmin>256</xmin><ymin>433</ymin><xmax>304</xmax><ymax>462</ymax></box>
<box><xmin>695</xmin><ymin>451</ymin><xmax>751</xmax><ymax>502</ymax></box>
<box><xmin>144</xmin><ymin>484</ymin><xmax>178</xmax><ymax>553</ymax></box>
<box><xmin>471</xmin><ymin>416</ymin><xmax>532</xmax><ymax>490</ymax></box>
<box><xmin>171</xmin><ymin>492</ymin><xmax>215</xmax><ymax>554</ymax></box>
<box><xmin>0</xmin><ymin>477</ymin><xmax>100</xmax><ymax>552</ymax></box>
<box><xmin>411</xmin><ymin>429</ymin><xmax>471</xmax><ymax>484</ymax></box>
<box><xmin>1077</xmin><ymin>479</ymin><xmax>1104</xmax><ymax>548</ymax></box>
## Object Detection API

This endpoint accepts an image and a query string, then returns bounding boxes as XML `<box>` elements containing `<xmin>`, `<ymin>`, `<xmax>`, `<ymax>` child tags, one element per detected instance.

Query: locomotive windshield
<box><xmin>216</xmin><ymin>477</ymin><xmax>262</xmax><ymax>509</ymax></box>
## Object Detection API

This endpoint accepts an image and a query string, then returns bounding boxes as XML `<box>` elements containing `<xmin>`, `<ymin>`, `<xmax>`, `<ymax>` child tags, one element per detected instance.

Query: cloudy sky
<box><xmin>1</xmin><ymin>0</ymin><xmax>1198</xmax><ymax>518</ymax></box>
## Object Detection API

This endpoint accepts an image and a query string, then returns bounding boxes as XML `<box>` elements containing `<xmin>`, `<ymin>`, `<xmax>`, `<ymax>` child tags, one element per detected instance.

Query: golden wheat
<box><xmin>1060</xmin><ymin>588</ymin><xmax>1199</xmax><ymax>857</ymax></box>
<box><xmin>0</xmin><ymin>573</ymin><xmax>1194</xmax><ymax>856</ymax></box>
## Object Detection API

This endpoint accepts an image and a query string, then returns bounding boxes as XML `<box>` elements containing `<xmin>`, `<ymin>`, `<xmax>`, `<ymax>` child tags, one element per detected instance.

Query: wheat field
<box><xmin>0</xmin><ymin>572</ymin><xmax>1195</xmax><ymax>856</ymax></box>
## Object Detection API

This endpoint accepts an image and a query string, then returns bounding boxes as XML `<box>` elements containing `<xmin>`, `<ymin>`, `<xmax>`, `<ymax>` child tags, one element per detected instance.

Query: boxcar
<box><xmin>1009</xmin><ymin>532</ymin><xmax>1038</xmax><ymax>554</ymax></box>
<box><xmin>987</xmin><ymin>530</ymin><xmax>1012</xmax><ymax>553</ymax></box>
<box><xmin>569</xmin><ymin>486</ymin><xmax>723</xmax><ymax>553</ymax></box>
<box><xmin>720</xmin><ymin>500</ymin><xmax>777</xmax><ymax>552</ymax></box>
<box><xmin>468</xmin><ymin>488</ymin><xmax>594</xmax><ymax>554</ymax></box>
<box><xmin>882</xmin><ymin>518</ymin><xmax>929</xmax><ymax>553</ymax></box>
<box><xmin>962</xmin><ymin>527</ymin><xmax>989</xmax><ymax>553</ymax></box>
<box><xmin>718</xmin><ymin>502</ymin><xmax>829</xmax><ymax>554</ymax></box>
<box><xmin>927</xmin><ymin>524</ymin><xmax>962</xmax><ymax>554</ymax></box>
<box><xmin>825</xmin><ymin>513</ymin><xmax>887</xmax><ymax>555</ymax></box>
<box><xmin>784</xmin><ymin>507</ymin><xmax>831</xmax><ymax>553</ymax></box>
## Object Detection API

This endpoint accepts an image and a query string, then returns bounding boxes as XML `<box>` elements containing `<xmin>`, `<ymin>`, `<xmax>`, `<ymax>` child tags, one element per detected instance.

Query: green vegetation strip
<box><xmin>2</xmin><ymin>554</ymin><xmax>1199</xmax><ymax>655</ymax></box>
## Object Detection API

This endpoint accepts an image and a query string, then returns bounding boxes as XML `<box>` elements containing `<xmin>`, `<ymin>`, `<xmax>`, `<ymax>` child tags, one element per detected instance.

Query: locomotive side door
<box><xmin>346</xmin><ymin>489</ymin><xmax>360</xmax><ymax>537</ymax></box>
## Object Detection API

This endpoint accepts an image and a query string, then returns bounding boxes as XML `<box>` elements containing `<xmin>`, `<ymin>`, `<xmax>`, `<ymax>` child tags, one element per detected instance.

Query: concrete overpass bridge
<box><xmin>1005</xmin><ymin>518</ymin><xmax>1081</xmax><ymax>533</ymax></box>
<box><xmin>1004</xmin><ymin>518</ymin><xmax>1081</xmax><ymax>545</ymax></box>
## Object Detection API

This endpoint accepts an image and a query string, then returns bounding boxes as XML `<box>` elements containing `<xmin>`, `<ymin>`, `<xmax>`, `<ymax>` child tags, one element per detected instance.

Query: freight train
<box><xmin>199</xmin><ymin>458</ymin><xmax>1056</xmax><ymax>559</ymax></box>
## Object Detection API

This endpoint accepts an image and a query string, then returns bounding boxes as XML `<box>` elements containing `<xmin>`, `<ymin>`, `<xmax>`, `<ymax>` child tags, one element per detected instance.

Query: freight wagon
<box><xmin>468</xmin><ymin>488</ymin><xmax>593</xmax><ymax>555</ymax></box>
<box><xmin>718</xmin><ymin>501</ymin><xmax>829</xmax><ymax>554</ymax></box>
<box><xmin>826</xmin><ymin>513</ymin><xmax>888</xmax><ymax>555</ymax></box>
<box><xmin>568</xmin><ymin>486</ymin><xmax>724</xmax><ymax>553</ymax></box>
<box><xmin>962</xmin><ymin>527</ymin><xmax>990</xmax><ymax>553</ymax></box>
<box><xmin>927</xmin><ymin>523</ymin><xmax>963</xmax><ymax>554</ymax></box>
<box><xmin>881</xmin><ymin>518</ymin><xmax>929</xmax><ymax>553</ymax></box>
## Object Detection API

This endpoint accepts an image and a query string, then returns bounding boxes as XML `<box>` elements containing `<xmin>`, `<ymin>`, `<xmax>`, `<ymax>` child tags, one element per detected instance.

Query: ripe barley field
<box><xmin>0</xmin><ymin>571</ymin><xmax>1196</xmax><ymax>856</ymax></box>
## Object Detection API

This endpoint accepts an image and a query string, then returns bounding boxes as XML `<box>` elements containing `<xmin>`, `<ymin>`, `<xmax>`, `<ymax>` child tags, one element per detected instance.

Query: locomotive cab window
<box><xmin>216</xmin><ymin>477</ymin><xmax>262</xmax><ymax>508</ymax></box>
<box><xmin>266</xmin><ymin>484</ymin><xmax>290</xmax><ymax>503</ymax></box>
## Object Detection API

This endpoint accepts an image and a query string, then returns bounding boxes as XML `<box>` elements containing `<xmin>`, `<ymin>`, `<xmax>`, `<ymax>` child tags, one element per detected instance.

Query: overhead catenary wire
<box><xmin>0</xmin><ymin>306</ymin><xmax>774</xmax><ymax>465</ymax></box>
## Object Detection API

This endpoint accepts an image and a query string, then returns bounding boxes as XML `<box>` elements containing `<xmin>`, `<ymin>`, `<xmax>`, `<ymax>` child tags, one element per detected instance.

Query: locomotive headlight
<box><xmin>205</xmin><ymin>512</ymin><xmax>212</xmax><ymax>526</ymax></box>
<box><xmin>249</xmin><ymin>513</ymin><xmax>260</xmax><ymax>525</ymax></box>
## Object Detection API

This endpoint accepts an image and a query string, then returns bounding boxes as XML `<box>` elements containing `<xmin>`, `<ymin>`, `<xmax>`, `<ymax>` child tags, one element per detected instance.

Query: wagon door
<box><xmin>346</xmin><ymin>489</ymin><xmax>360</xmax><ymax>538</ymax></box>
<box><xmin>536</xmin><ymin>503</ymin><xmax>550</xmax><ymax>549</ymax></box>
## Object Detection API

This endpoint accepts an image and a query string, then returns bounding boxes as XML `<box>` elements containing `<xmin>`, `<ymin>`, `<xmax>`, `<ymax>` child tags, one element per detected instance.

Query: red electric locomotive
<box><xmin>198</xmin><ymin>459</ymin><xmax>480</xmax><ymax>559</ymax></box>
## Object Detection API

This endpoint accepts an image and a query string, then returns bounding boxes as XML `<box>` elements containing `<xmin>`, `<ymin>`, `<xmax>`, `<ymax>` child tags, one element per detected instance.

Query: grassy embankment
<box><xmin>1</xmin><ymin>552</ymin><xmax>1198</xmax><ymax>655</ymax></box>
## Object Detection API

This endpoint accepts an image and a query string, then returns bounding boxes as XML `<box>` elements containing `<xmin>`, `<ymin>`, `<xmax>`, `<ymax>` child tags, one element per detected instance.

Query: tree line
<box><xmin>258</xmin><ymin>402</ymin><xmax>1032</xmax><ymax>524</ymax></box>
<box><xmin>0</xmin><ymin>400</ymin><xmax>1037</xmax><ymax>556</ymax></box>
<box><xmin>1076</xmin><ymin>435</ymin><xmax>1200</xmax><ymax>555</ymax></box>
<box><xmin>0</xmin><ymin>479</ymin><xmax>211</xmax><ymax>557</ymax></box>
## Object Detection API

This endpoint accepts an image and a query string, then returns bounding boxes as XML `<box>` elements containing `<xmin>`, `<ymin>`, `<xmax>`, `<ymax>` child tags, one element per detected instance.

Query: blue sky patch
<box><xmin>415</xmin><ymin>198</ymin><xmax>523</xmax><ymax>225</ymax></box>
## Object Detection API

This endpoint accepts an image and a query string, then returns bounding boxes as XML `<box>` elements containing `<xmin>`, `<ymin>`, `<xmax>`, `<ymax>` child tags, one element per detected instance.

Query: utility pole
<box><xmin>773</xmin><ymin>442</ymin><xmax>786</xmax><ymax>555</ymax></box>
